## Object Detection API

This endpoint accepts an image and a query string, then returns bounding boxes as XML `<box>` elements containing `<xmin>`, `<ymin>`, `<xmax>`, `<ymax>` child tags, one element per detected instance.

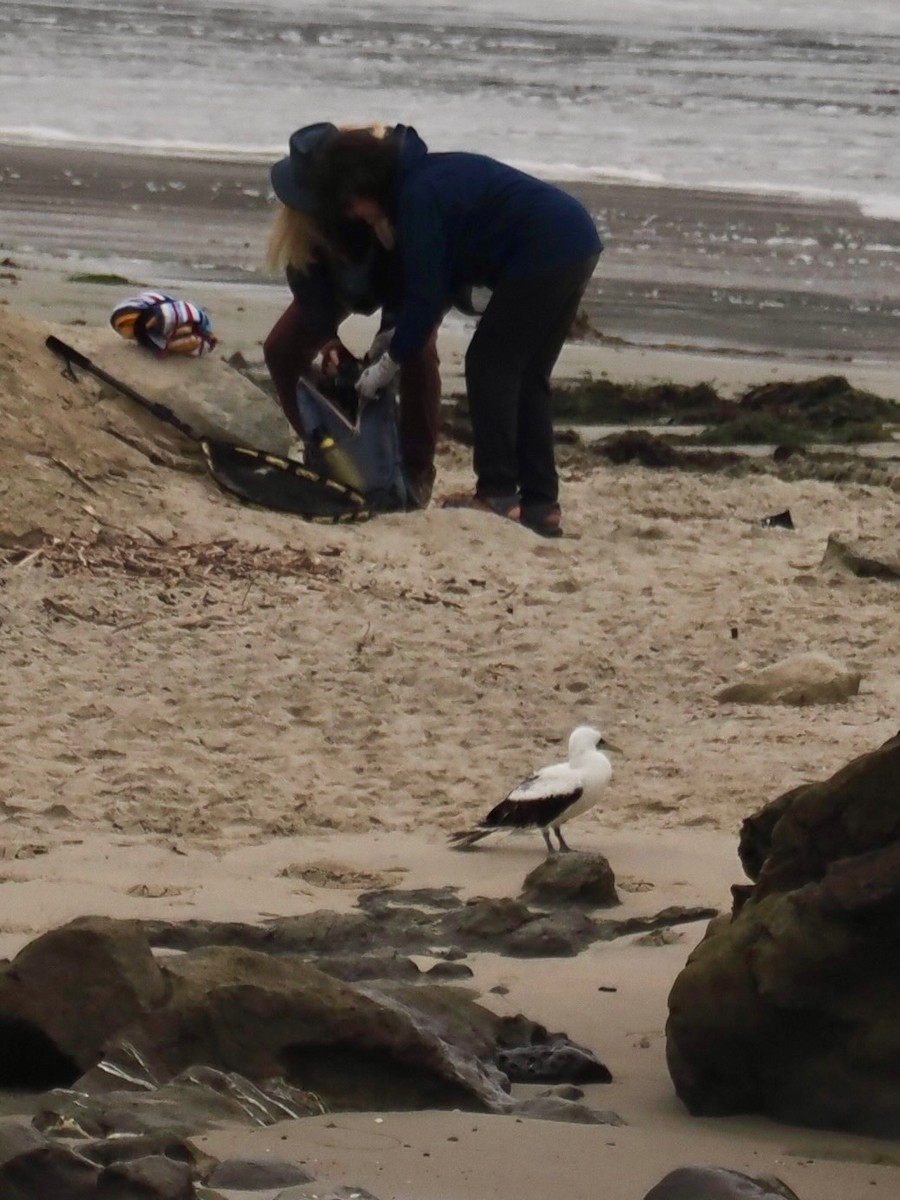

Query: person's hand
<box><xmin>356</xmin><ymin>351</ymin><xmax>399</xmax><ymax>400</ymax></box>
<box><xmin>319</xmin><ymin>337</ymin><xmax>350</xmax><ymax>377</ymax></box>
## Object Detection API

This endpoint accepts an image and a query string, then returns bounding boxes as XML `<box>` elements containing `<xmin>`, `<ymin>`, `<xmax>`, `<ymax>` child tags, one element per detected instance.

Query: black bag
<box><xmin>292</xmin><ymin>362</ymin><xmax>409</xmax><ymax>514</ymax></box>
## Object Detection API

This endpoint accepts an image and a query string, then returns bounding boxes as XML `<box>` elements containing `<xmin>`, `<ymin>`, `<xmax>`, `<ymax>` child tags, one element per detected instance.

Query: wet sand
<box><xmin>2</xmin><ymin>140</ymin><xmax>899</xmax><ymax>363</ymax></box>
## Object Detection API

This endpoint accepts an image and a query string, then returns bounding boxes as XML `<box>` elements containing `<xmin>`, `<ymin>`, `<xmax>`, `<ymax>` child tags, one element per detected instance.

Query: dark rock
<box><xmin>79</xmin><ymin>1132</ymin><xmax>216</xmax><ymax>1177</ymax></box>
<box><xmin>0</xmin><ymin>1143</ymin><xmax>100</xmax><ymax>1200</ymax></box>
<box><xmin>35</xmin><ymin>1068</ymin><xmax>320</xmax><ymax>1139</ymax></box>
<box><xmin>97</xmin><ymin>1155</ymin><xmax>195</xmax><ymax>1199</ymax></box>
<box><xmin>593</xmin><ymin>906</ymin><xmax>718</xmax><ymax>942</ymax></box>
<box><xmin>497</xmin><ymin>1042</ymin><xmax>612</xmax><ymax>1084</ymax></box>
<box><xmin>424</xmin><ymin>960</ymin><xmax>474</xmax><ymax>981</ymax></box>
<box><xmin>642</xmin><ymin>1166</ymin><xmax>800</xmax><ymax>1200</ymax></box>
<box><xmin>139</xmin><ymin>912</ymin><xmax>376</xmax><ymax>956</ymax></box>
<box><xmin>207</xmin><ymin>1156</ymin><xmax>316</xmax><ymax>1190</ymax></box>
<box><xmin>104</xmin><ymin>949</ymin><xmax>511</xmax><ymax>1113</ymax></box>
<box><xmin>738</xmin><ymin>728</ymin><xmax>900</xmax><ymax>899</ymax></box>
<box><xmin>136</xmin><ymin>883</ymin><xmax>710</xmax><ymax>964</ymax></box>
<box><xmin>504</xmin><ymin>916</ymin><xmax>588</xmax><ymax>955</ymax></box>
<box><xmin>667</xmin><ymin>731</ymin><xmax>900</xmax><ymax>1135</ymax></box>
<box><xmin>521</xmin><ymin>852</ymin><xmax>619</xmax><ymax>908</ymax></box>
<box><xmin>0</xmin><ymin>1121</ymin><xmax>48</xmax><ymax>1164</ymax></box>
<box><xmin>442</xmin><ymin>897</ymin><xmax>533</xmax><ymax>942</ymax></box>
<box><xmin>0</xmin><ymin>916</ymin><xmax>166</xmax><ymax>1085</ymax></box>
<box><xmin>357</xmin><ymin>886</ymin><xmax>461</xmax><ymax>913</ymax></box>
<box><xmin>492</xmin><ymin>1013</ymin><xmax>611</xmax><ymax>1087</ymax></box>
<box><xmin>312</xmin><ymin>953</ymin><xmax>422</xmax><ymax>983</ymax></box>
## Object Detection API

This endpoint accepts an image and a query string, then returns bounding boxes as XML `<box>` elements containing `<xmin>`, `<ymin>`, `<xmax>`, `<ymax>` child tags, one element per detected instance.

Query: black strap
<box><xmin>45</xmin><ymin>335</ymin><xmax>371</xmax><ymax>523</ymax></box>
<box><xmin>46</xmin><ymin>335</ymin><xmax>202</xmax><ymax>441</ymax></box>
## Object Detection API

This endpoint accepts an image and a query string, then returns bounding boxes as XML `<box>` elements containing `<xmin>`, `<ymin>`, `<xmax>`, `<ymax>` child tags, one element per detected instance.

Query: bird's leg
<box><xmin>541</xmin><ymin>828</ymin><xmax>555</xmax><ymax>855</ymax></box>
<box><xmin>554</xmin><ymin>826</ymin><xmax>572</xmax><ymax>853</ymax></box>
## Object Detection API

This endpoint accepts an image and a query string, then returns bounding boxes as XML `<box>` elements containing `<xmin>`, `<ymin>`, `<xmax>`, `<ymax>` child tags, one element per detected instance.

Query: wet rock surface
<box><xmin>667</xmin><ymin>730</ymin><xmax>900</xmax><ymax>1135</ymax></box>
<box><xmin>135</xmin><ymin>885</ymin><xmax>715</xmax><ymax>962</ymax></box>
<box><xmin>0</xmin><ymin>906</ymin><xmax>627</xmax><ymax>1141</ymax></box>
<box><xmin>0</xmin><ymin>861</ymin><xmax>727</xmax><ymax>1192</ymax></box>
<box><xmin>642</xmin><ymin>1166</ymin><xmax>801</xmax><ymax>1200</ymax></box>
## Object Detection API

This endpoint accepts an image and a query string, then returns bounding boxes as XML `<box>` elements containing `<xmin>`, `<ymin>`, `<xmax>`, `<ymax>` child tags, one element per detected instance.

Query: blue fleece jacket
<box><xmin>388</xmin><ymin>127</ymin><xmax>602</xmax><ymax>363</ymax></box>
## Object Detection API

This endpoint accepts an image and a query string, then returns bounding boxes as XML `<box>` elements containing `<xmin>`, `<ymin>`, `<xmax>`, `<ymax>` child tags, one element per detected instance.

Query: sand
<box><xmin>1</xmin><ymin>143</ymin><xmax>900</xmax><ymax>1199</ymax></box>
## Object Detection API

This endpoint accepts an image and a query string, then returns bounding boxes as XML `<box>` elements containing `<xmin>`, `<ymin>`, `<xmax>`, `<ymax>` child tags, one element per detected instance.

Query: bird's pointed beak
<box><xmin>599</xmin><ymin>737</ymin><xmax>621</xmax><ymax>753</ymax></box>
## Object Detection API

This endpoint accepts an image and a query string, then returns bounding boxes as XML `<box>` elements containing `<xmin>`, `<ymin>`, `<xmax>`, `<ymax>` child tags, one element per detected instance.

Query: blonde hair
<box><xmin>266</xmin><ymin>123</ymin><xmax>391</xmax><ymax>274</ymax></box>
<box><xmin>266</xmin><ymin>205</ymin><xmax>325</xmax><ymax>274</ymax></box>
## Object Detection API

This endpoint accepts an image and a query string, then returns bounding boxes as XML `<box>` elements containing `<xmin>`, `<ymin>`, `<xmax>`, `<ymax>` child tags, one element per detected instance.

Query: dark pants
<box><xmin>263</xmin><ymin>299</ymin><xmax>441</xmax><ymax>489</ymax></box>
<box><xmin>464</xmin><ymin>253</ymin><xmax>600</xmax><ymax>510</ymax></box>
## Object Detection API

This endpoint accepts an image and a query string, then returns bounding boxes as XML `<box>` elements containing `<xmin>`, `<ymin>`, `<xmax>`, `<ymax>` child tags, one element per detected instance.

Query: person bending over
<box><xmin>310</xmin><ymin>125</ymin><xmax>602</xmax><ymax>537</ymax></box>
<box><xmin>264</xmin><ymin>122</ymin><xmax>441</xmax><ymax>509</ymax></box>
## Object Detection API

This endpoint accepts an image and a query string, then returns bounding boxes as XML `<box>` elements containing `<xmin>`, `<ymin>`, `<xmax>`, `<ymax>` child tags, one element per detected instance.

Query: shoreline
<box><xmin>2</xmin><ymin>140</ymin><xmax>899</xmax><ymax>370</ymax></box>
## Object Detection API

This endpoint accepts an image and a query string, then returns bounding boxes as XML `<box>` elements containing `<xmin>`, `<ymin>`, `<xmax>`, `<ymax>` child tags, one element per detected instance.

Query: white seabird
<box><xmin>449</xmin><ymin>725</ymin><xmax>618</xmax><ymax>854</ymax></box>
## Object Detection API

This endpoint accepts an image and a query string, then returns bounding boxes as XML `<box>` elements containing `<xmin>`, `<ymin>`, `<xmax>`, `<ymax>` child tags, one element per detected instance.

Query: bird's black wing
<box><xmin>482</xmin><ymin>782</ymin><xmax>584</xmax><ymax>830</ymax></box>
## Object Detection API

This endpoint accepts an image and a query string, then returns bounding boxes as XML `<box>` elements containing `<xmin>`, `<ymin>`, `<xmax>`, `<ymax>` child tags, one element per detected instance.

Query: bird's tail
<box><xmin>448</xmin><ymin>828</ymin><xmax>493</xmax><ymax>851</ymax></box>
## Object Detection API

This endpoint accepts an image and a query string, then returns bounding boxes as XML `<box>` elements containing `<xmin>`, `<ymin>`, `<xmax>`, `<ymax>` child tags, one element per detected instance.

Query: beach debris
<box><xmin>0</xmin><ymin>530</ymin><xmax>339</xmax><ymax>585</ymax></box>
<box><xmin>110</xmin><ymin>290</ymin><xmax>217</xmax><ymax>357</ymax></box>
<box><xmin>820</xmin><ymin>534</ymin><xmax>900</xmax><ymax>581</ymax></box>
<box><xmin>760</xmin><ymin>508</ymin><xmax>794</xmax><ymax>530</ymax></box>
<box><xmin>715</xmin><ymin>650</ymin><xmax>862</xmax><ymax>706</ymax></box>
<box><xmin>666</xmin><ymin>730</ymin><xmax>900</xmax><ymax>1136</ymax></box>
<box><xmin>642</xmin><ymin>1166</ymin><xmax>801</xmax><ymax>1200</ymax></box>
<box><xmin>595</xmin><ymin>431</ymin><xmax>743</xmax><ymax>470</ymax></box>
<box><xmin>553</xmin><ymin>373</ymin><xmax>899</xmax><ymax>444</ymax></box>
<box><xmin>448</xmin><ymin>725</ymin><xmax>618</xmax><ymax>854</ymax></box>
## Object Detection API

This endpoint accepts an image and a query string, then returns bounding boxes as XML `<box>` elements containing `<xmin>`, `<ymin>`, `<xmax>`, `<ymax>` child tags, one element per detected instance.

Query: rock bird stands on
<box><xmin>449</xmin><ymin>726</ymin><xmax>618</xmax><ymax>854</ymax></box>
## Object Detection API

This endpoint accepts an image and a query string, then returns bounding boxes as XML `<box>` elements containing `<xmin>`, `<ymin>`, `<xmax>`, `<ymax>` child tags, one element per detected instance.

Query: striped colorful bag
<box><xmin>110</xmin><ymin>290</ymin><xmax>218</xmax><ymax>356</ymax></box>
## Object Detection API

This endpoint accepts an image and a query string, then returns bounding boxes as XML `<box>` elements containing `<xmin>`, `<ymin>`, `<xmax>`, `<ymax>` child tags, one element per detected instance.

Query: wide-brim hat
<box><xmin>270</xmin><ymin>121</ymin><xmax>339</xmax><ymax>211</ymax></box>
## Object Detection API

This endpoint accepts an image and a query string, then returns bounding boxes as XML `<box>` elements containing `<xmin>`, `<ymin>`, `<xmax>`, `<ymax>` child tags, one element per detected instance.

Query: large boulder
<box><xmin>0</xmin><ymin>916</ymin><xmax>167</xmax><ymax>1086</ymax></box>
<box><xmin>738</xmin><ymin>728</ymin><xmax>900</xmax><ymax>899</ymax></box>
<box><xmin>100</xmin><ymin>947</ymin><xmax>513</xmax><ymax>1113</ymax></box>
<box><xmin>666</xmin><ymin>731</ymin><xmax>900</xmax><ymax>1134</ymax></box>
<box><xmin>0</xmin><ymin>1143</ymin><xmax>101</xmax><ymax>1200</ymax></box>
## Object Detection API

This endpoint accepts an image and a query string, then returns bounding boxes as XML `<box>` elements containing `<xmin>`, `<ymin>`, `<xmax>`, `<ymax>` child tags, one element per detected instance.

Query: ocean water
<box><xmin>2</xmin><ymin>0</ymin><xmax>899</xmax><ymax>217</ymax></box>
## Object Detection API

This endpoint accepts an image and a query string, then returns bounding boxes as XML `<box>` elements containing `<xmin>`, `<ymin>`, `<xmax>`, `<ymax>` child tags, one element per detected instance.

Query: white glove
<box><xmin>356</xmin><ymin>351</ymin><xmax>399</xmax><ymax>401</ymax></box>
